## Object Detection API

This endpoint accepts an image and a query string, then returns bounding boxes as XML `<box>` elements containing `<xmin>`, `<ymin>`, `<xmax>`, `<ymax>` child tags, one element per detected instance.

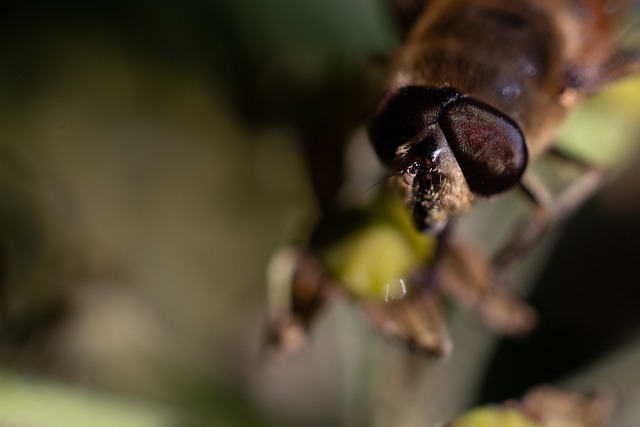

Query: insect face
<box><xmin>369</xmin><ymin>85</ymin><xmax>528</xmax><ymax>231</ymax></box>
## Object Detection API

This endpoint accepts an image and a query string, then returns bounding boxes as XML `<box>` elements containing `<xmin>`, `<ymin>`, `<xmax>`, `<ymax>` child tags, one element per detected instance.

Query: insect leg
<box><xmin>265</xmin><ymin>246</ymin><xmax>335</xmax><ymax>356</ymax></box>
<box><xmin>493</xmin><ymin>148</ymin><xmax>607</xmax><ymax>268</ymax></box>
<box><xmin>577</xmin><ymin>52</ymin><xmax>640</xmax><ymax>96</ymax></box>
<box><xmin>601</xmin><ymin>52</ymin><xmax>640</xmax><ymax>86</ymax></box>
<box><xmin>492</xmin><ymin>173</ymin><xmax>552</xmax><ymax>269</ymax></box>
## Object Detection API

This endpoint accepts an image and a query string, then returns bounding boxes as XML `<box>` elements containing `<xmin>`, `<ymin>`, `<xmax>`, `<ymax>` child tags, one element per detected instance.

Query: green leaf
<box><xmin>555</xmin><ymin>74</ymin><xmax>640</xmax><ymax>168</ymax></box>
<box><xmin>320</xmin><ymin>193</ymin><xmax>436</xmax><ymax>299</ymax></box>
<box><xmin>0</xmin><ymin>371</ymin><xmax>171</xmax><ymax>427</ymax></box>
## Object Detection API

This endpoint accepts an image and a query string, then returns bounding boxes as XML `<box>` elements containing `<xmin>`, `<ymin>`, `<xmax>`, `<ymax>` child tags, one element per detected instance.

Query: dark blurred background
<box><xmin>1</xmin><ymin>1</ymin><xmax>640</xmax><ymax>427</ymax></box>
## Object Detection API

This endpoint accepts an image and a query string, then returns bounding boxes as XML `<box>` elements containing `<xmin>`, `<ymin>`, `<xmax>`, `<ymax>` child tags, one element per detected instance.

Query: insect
<box><xmin>266</xmin><ymin>0</ymin><xmax>640</xmax><ymax>357</ymax></box>
<box><xmin>368</xmin><ymin>0</ymin><xmax>640</xmax><ymax>265</ymax></box>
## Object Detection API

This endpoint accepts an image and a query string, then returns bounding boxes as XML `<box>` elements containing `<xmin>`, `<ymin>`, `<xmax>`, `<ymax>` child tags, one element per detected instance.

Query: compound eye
<box><xmin>439</xmin><ymin>98</ymin><xmax>527</xmax><ymax>196</ymax></box>
<box><xmin>368</xmin><ymin>86</ymin><xmax>452</xmax><ymax>165</ymax></box>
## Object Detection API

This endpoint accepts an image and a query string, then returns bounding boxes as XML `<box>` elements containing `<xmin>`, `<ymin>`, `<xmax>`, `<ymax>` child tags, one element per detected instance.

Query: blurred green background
<box><xmin>1</xmin><ymin>1</ymin><xmax>640</xmax><ymax>427</ymax></box>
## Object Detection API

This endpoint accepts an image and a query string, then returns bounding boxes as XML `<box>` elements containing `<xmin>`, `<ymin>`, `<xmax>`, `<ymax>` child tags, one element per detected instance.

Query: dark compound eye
<box><xmin>368</xmin><ymin>86</ymin><xmax>460</xmax><ymax>165</ymax></box>
<box><xmin>367</xmin><ymin>86</ymin><xmax>527</xmax><ymax>197</ymax></box>
<box><xmin>439</xmin><ymin>98</ymin><xmax>527</xmax><ymax>196</ymax></box>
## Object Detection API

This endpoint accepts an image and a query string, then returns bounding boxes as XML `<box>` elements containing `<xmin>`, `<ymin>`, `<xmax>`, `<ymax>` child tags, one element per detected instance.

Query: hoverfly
<box><xmin>266</xmin><ymin>0</ymin><xmax>640</xmax><ymax>356</ymax></box>
<box><xmin>369</xmin><ymin>0</ymin><xmax>640</xmax><ymax>265</ymax></box>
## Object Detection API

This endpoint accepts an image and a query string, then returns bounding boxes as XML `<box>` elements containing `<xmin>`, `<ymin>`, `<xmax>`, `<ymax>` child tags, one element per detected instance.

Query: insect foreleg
<box><xmin>493</xmin><ymin>149</ymin><xmax>607</xmax><ymax>269</ymax></box>
<box><xmin>576</xmin><ymin>52</ymin><xmax>640</xmax><ymax>96</ymax></box>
